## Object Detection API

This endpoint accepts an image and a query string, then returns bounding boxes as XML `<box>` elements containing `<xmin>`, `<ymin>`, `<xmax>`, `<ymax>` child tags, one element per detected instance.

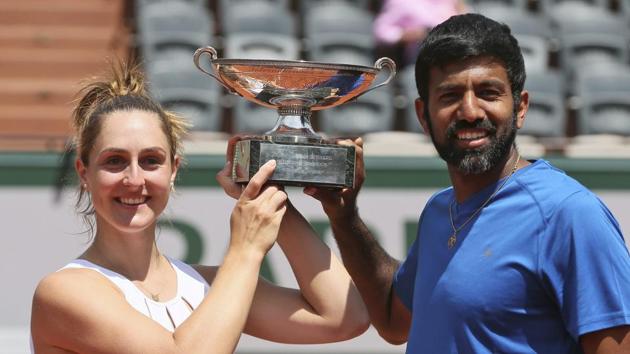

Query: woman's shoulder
<box><xmin>31</xmin><ymin>267</ymin><xmax>127</xmax><ymax>348</ymax></box>
<box><xmin>33</xmin><ymin>266</ymin><xmax>124</xmax><ymax>311</ymax></box>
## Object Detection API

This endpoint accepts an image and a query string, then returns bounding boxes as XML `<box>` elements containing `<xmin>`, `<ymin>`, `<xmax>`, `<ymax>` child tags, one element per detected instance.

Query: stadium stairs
<box><xmin>0</xmin><ymin>0</ymin><xmax>130</xmax><ymax>152</ymax></box>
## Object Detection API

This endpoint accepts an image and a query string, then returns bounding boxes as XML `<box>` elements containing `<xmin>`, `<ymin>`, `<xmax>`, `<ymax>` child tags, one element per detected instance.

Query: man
<box><xmin>305</xmin><ymin>13</ymin><xmax>630</xmax><ymax>353</ymax></box>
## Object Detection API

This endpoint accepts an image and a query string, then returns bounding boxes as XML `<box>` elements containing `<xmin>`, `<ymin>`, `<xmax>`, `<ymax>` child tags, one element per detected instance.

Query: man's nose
<box><xmin>458</xmin><ymin>90</ymin><xmax>485</xmax><ymax>122</ymax></box>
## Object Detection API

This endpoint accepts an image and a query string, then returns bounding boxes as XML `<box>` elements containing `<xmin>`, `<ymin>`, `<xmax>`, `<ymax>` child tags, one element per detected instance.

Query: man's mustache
<box><xmin>446</xmin><ymin>119</ymin><xmax>497</xmax><ymax>139</ymax></box>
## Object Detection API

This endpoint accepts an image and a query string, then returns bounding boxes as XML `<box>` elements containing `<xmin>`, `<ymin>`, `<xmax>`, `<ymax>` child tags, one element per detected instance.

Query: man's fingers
<box><xmin>303</xmin><ymin>186</ymin><xmax>342</xmax><ymax>205</ymax></box>
<box><xmin>216</xmin><ymin>160</ymin><xmax>243</xmax><ymax>198</ymax></box>
<box><xmin>226</xmin><ymin>135</ymin><xmax>244</xmax><ymax>164</ymax></box>
<box><xmin>241</xmin><ymin>160</ymin><xmax>276</xmax><ymax>200</ymax></box>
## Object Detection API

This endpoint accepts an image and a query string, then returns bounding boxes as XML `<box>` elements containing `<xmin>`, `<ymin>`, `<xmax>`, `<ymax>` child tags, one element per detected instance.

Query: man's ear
<box><xmin>415</xmin><ymin>98</ymin><xmax>430</xmax><ymax>135</ymax></box>
<box><xmin>516</xmin><ymin>90</ymin><xmax>529</xmax><ymax>130</ymax></box>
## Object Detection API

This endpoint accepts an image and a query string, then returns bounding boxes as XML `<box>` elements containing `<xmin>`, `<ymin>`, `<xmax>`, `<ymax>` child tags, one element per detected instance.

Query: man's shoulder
<box><xmin>516</xmin><ymin>159</ymin><xmax>605</xmax><ymax>218</ymax></box>
<box><xmin>517</xmin><ymin>159</ymin><xmax>590</xmax><ymax>201</ymax></box>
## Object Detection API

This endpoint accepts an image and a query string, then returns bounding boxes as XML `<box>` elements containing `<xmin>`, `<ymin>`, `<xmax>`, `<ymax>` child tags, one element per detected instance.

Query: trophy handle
<box><xmin>353</xmin><ymin>57</ymin><xmax>397</xmax><ymax>100</ymax></box>
<box><xmin>193</xmin><ymin>46</ymin><xmax>238</xmax><ymax>94</ymax></box>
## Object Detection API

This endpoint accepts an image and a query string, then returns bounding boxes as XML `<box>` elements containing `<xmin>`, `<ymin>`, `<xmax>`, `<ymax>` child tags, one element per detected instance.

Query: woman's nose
<box><xmin>122</xmin><ymin>164</ymin><xmax>144</xmax><ymax>187</ymax></box>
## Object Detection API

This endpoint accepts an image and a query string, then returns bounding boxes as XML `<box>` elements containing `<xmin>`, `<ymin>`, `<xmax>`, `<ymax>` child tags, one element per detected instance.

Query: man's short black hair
<box><xmin>414</xmin><ymin>13</ymin><xmax>526</xmax><ymax>105</ymax></box>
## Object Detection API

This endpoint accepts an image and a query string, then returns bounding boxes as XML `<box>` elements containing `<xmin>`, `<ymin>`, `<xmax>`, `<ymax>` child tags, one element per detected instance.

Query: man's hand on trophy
<box><xmin>303</xmin><ymin>137</ymin><xmax>365</xmax><ymax>222</ymax></box>
<box><xmin>217</xmin><ymin>135</ymin><xmax>245</xmax><ymax>199</ymax></box>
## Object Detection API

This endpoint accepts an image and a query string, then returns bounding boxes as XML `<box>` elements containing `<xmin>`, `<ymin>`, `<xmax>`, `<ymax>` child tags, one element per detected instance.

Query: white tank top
<box><xmin>60</xmin><ymin>257</ymin><xmax>210</xmax><ymax>332</ymax></box>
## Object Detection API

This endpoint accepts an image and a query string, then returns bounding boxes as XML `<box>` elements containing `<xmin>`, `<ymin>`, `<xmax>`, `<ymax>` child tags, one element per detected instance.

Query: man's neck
<box><xmin>448</xmin><ymin>150</ymin><xmax>522</xmax><ymax>203</ymax></box>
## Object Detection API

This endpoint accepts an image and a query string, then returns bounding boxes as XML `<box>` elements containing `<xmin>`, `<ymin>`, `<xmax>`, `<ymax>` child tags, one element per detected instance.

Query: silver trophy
<box><xmin>193</xmin><ymin>46</ymin><xmax>396</xmax><ymax>188</ymax></box>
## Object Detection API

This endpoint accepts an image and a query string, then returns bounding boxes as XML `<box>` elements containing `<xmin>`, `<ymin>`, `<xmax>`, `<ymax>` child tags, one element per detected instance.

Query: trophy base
<box><xmin>233</xmin><ymin>139</ymin><xmax>355</xmax><ymax>188</ymax></box>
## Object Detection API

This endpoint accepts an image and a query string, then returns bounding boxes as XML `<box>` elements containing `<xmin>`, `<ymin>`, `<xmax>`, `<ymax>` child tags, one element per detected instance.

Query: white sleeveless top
<box><xmin>60</xmin><ymin>257</ymin><xmax>210</xmax><ymax>332</ymax></box>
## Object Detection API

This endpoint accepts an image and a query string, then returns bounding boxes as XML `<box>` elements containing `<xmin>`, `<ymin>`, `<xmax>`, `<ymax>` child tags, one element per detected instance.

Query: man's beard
<box><xmin>427</xmin><ymin>114</ymin><xmax>517</xmax><ymax>175</ymax></box>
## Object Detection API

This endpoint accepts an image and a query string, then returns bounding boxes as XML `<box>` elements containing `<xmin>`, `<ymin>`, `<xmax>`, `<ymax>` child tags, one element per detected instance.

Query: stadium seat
<box><xmin>540</xmin><ymin>0</ymin><xmax>610</xmax><ymax>14</ymax></box>
<box><xmin>399</xmin><ymin>66</ymin><xmax>423</xmax><ymax>133</ymax></box>
<box><xmin>474</xmin><ymin>4</ymin><xmax>553</xmax><ymax>38</ymax></box>
<box><xmin>148</xmin><ymin>60</ymin><xmax>223</xmax><ymax>131</ymax></box>
<box><xmin>469</xmin><ymin>0</ymin><xmax>529</xmax><ymax>11</ymax></box>
<box><xmin>516</xmin><ymin>35</ymin><xmax>550</xmax><ymax>73</ymax></box>
<box><xmin>224</xmin><ymin>33</ymin><xmax>300</xmax><ymax>60</ymax></box>
<box><xmin>137</xmin><ymin>1</ymin><xmax>214</xmax><ymax>67</ymax></box>
<box><xmin>574</xmin><ymin>63</ymin><xmax>630</xmax><ymax>135</ymax></box>
<box><xmin>303</xmin><ymin>2</ymin><xmax>374</xmax><ymax>38</ymax></box>
<box><xmin>307</xmin><ymin>32</ymin><xmax>375</xmax><ymax>66</ymax></box>
<box><xmin>473</xmin><ymin>5</ymin><xmax>552</xmax><ymax>72</ymax></box>
<box><xmin>549</xmin><ymin>2</ymin><xmax>628</xmax><ymax>88</ymax></box>
<box><xmin>219</xmin><ymin>0</ymin><xmax>290</xmax><ymax>23</ymax></box>
<box><xmin>318</xmin><ymin>89</ymin><xmax>395</xmax><ymax>135</ymax></box>
<box><xmin>232</xmin><ymin>100</ymin><xmax>279</xmax><ymax>134</ymax></box>
<box><xmin>299</xmin><ymin>0</ymin><xmax>371</xmax><ymax>17</ymax></box>
<box><xmin>522</xmin><ymin>70</ymin><xmax>566</xmax><ymax>137</ymax></box>
<box><xmin>221</xmin><ymin>0</ymin><xmax>296</xmax><ymax>36</ymax></box>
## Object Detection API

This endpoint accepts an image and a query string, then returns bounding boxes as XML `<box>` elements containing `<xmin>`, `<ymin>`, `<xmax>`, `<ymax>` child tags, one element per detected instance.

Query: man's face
<box><xmin>416</xmin><ymin>56</ymin><xmax>528</xmax><ymax>174</ymax></box>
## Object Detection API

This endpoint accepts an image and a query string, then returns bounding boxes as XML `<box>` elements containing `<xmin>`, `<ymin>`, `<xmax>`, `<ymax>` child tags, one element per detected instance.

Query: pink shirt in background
<box><xmin>374</xmin><ymin>0</ymin><xmax>465</xmax><ymax>44</ymax></box>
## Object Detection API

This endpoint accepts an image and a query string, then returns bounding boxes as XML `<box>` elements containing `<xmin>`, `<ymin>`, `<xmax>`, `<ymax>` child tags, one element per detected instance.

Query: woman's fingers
<box><xmin>240</xmin><ymin>160</ymin><xmax>277</xmax><ymax>201</ymax></box>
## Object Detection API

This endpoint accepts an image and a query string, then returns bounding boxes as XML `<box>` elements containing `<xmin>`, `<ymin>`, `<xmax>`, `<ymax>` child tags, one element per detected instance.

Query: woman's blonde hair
<box><xmin>72</xmin><ymin>60</ymin><xmax>189</xmax><ymax>231</ymax></box>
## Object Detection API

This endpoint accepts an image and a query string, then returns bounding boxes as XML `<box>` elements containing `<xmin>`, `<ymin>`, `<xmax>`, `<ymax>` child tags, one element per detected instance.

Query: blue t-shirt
<box><xmin>394</xmin><ymin>159</ymin><xmax>630</xmax><ymax>353</ymax></box>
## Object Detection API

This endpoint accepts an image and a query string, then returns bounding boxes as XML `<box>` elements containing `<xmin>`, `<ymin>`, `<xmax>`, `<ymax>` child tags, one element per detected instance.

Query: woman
<box><xmin>30</xmin><ymin>62</ymin><xmax>368</xmax><ymax>353</ymax></box>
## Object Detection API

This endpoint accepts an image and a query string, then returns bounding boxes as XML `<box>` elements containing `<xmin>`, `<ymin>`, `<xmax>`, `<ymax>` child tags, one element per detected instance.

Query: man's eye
<box><xmin>440</xmin><ymin>92</ymin><xmax>459</xmax><ymax>102</ymax></box>
<box><xmin>480</xmin><ymin>90</ymin><xmax>500</xmax><ymax>99</ymax></box>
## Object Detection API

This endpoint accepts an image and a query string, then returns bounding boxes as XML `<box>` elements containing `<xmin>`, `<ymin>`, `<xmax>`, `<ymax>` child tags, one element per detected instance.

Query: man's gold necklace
<box><xmin>447</xmin><ymin>155</ymin><xmax>520</xmax><ymax>249</ymax></box>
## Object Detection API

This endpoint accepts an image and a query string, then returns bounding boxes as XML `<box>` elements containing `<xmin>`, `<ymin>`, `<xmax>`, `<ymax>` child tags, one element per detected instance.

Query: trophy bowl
<box><xmin>194</xmin><ymin>46</ymin><xmax>396</xmax><ymax>188</ymax></box>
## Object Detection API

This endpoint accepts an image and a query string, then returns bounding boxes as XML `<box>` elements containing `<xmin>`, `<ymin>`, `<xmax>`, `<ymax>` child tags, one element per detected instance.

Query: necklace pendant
<box><xmin>448</xmin><ymin>233</ymin><xmax>457</xmax><ymax>249</ymax></box>
<box><xmin>151</xmin><ymin>294</ymin><xmax>160</xmax><ymax>302</ymax></box>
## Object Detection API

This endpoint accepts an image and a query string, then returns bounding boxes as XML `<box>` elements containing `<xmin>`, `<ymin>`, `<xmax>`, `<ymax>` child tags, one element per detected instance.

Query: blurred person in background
<box><xmin>30</xmin><ymin>62</ymin><xmax>368</xmax><ymax>353</ymax></box>
<box><xmin>374</xmin><ymin>0</ymin><xmax>467</xmax><ymax>68</ymax></box>
<box><xmin>308</xmin><ymin>13</ymin><xmax>630</xmax><ymax>353</ymax></box>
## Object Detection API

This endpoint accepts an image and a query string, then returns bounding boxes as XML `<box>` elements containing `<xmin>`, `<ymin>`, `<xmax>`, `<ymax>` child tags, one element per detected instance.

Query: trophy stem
<box><xmin>265</xmin><ymin>106</ymin><xmax>324</xmax><ymax>144</ymax></box>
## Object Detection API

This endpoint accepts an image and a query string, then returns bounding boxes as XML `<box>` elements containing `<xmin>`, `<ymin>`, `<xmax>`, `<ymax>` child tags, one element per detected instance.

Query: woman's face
<box><xmin>76</xmin><ymin>109</ymin><xmax>179</xmax><ymax>234</ymax></box>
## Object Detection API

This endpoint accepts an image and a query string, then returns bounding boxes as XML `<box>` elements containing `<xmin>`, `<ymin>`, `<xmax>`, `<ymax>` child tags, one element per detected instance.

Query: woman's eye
<box><xmin>142</xmin><ymin>157</ymin><xmax>163</xmax><ymax>167</ymax></box>
<box><xmin>105</xmin><ymin>156</ymin><xmax>124</xmax><ymax>165</ymax></box>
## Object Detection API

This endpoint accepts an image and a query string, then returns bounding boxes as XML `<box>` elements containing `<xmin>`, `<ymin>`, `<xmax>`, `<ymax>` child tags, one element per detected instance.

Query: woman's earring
<box><xmin>170</xmin><ymin>181</ymin><xmax>175</xmax><ymax>193</ymax></box>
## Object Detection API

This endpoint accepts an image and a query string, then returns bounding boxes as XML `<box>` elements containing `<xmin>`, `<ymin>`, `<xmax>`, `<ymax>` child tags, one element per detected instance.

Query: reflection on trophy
<box><xmin>193</xmin><ymin>46</ymin><xmax>396</xmax><ymax>188</ymax></box>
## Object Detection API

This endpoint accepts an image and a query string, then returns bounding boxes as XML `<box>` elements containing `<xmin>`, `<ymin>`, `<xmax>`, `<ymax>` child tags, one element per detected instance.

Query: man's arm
<box><xmin>328</xmin><ymin>209</ymin><xmax>412</xmax><ymax>344</ymax></box>
<box><xmin>305</xmin><ymin>138</ymin><xmax>411</xmax><ymax>344</ymax></box>
<box><xmin>581</xmin><ymin>326</ymin><xmax>630</xmax><ymax>354</ymax></box>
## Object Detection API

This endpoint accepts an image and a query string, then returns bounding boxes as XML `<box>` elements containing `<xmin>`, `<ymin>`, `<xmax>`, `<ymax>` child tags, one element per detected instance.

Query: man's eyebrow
<box><xmin>478</xmin><ymin>79</ymin><xmax>508</xmax><ymax>88</ymax></box>
<box><xmin>435</xmin><ymin>83</ymin><xmax>462</xmax><ymax>92</ymax></box>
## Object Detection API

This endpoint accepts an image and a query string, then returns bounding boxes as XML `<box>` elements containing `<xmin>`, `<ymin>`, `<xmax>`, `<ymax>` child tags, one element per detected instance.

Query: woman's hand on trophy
<box><xmin>303</xmin><ymin>137</ymin><xmax>365</xmax><ymax>222</ymax></box>
<box><xmin>229</xmin><ymin>160</ymin><xmax>288</xmax><ymax>258</ymax></box>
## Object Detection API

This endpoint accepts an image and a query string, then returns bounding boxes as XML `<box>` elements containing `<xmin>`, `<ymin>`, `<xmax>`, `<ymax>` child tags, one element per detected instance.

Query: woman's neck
<box><xmin>80</xmin><ymin>221</ymin><xmax>163</xmax><ymax>281</ymax></box>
